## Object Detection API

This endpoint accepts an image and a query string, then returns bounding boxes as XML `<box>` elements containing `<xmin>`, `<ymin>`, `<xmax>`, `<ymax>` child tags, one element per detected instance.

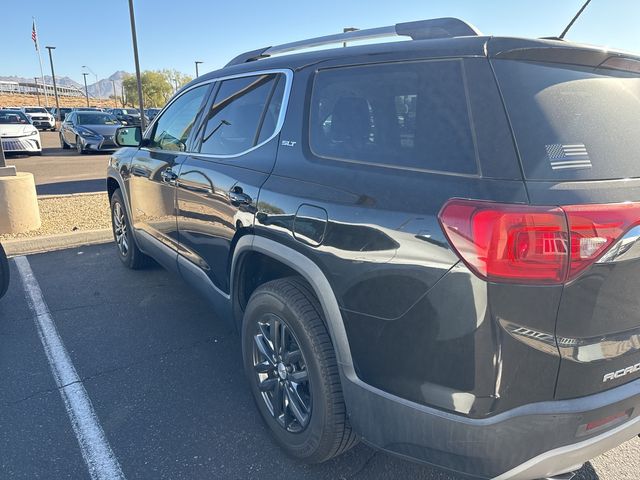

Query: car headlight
<box><xmin>77</xmin><ymin>127</ymin><xmax>100</xmax><ymax>138</ymax></box>
<box><xmin>22</xmin><ymin>126</ymin><xmax>38</xmax><ymax>136</ymax></box>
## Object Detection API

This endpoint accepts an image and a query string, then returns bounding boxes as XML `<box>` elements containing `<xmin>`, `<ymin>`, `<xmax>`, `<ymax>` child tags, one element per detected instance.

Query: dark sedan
<box><xmin>59</xmin><ymin>111</ymin><xmax>122</xmax><ymax>154</ymax></box>
<box><xmin>110</xmin><ymin>108</ymin><xmax>147</xmax><ymax>126</ymax></box>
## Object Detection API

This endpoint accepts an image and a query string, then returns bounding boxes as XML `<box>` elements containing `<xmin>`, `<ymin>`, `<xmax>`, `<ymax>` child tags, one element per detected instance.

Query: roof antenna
<box><xmin>558</xmin><ymin>0</ymin><xmax>592</xmax><ymax>39</ymax></box>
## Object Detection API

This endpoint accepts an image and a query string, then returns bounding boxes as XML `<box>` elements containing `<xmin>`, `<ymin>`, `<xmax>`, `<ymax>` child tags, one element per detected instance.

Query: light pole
<box><xmin>82</xmin><ymin>72</ymin><xmax>90</xmax><ymax>106</ymax></box>
<box><xmin>195</xmin><ymin>61</ymin><xmax>203</xmax><ymax>77</ymax></box>
<box><xmin>112</xmin><ymin>80</ymin><xmax>118</xmax><ymax>108</ymax></box>
<box><xmin>45</xmin><ymin>46</ymin><xmax>61</xmax><ymax>122</ymax></box>
<box><xmin>128</xmin><ymin>0</ymin><xmax>146</xmax><ymax>131</ymax></box>
<box><xmin>342</xmin><ymin>27</ymin><xmax>358</xmax><ymax>47</ymax></box>
<box><xmin>34</xmin><ymin>77</ymin><xmax>41</xmax><ymax>106</ymax></box>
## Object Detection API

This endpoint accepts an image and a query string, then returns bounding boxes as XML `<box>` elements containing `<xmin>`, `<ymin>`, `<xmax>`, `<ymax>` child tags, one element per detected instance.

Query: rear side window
<box><xmin>493</xmin><ymin>60</ymin><xmax>640</xmax><ymax>180</ymax></box>
<box><xmin>309</xmin><ymin>59</ymin><xmax>478</xmax><ymax>174</ymax></box>
<box><xmin>199</xmin><ymin>73</ymin><xmax>283</xmax><ymax>156</ymax></box>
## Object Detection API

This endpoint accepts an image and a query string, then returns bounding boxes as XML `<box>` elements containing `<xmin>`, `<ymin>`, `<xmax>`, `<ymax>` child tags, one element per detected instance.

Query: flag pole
<box><xmin>33</xmin><ymin>17</ymin><xmax>49</xmax><ymax>108</ymax></box>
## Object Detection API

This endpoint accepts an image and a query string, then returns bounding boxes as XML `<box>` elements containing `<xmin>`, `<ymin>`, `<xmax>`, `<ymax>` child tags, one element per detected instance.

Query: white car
<box><xmin>0</xmin><ymin>110</ymin><xmax>42</xmax><ymax>155</ymax></box>
<box><xmin>21</xmin><ymin>106</ymin><xmax>55</xmax><ymax>130</ymax></box>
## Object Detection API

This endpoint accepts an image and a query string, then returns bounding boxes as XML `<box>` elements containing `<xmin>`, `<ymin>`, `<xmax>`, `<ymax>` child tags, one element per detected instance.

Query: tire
<box><xmin>0</xmin><ymin>243</ymin><xmax>9</xmax><ymax>300</ymax></box>
<box><xmin>242</xmin><ymin>277</ymin><xmax>358</xmax><ymax>463</ymax></box>
<box><xmin>60</xmin><ymin>133</ymin><xmax>69</xmax><ymax>149</ymax></box>
<box><xmin>76</xmin><ymin>137</ymin><xmax>86</xmax><ymax>154</ymax></box>
<box><xmin>110</xmin><ymin>188</ymin><xmax>149</xmax><ymax>269</ymax></box>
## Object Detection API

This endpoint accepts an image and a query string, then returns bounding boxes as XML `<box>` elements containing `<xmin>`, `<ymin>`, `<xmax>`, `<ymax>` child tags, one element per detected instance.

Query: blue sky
<box><xmin>4</xmin><ymin>0</ymin><xmax>639</xmax><ymax>84</ymax></box>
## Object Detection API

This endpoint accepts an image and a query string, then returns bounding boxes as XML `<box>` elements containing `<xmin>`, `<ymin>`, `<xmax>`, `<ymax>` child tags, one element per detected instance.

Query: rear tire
<box><xmin>110</xmin><ymin>188</ymin><xmax>149</xmax><ymax>269</ymax></box>
<box><xmin>0</xmin><ymin>243</ymin><xmax>9</xmax><ymax>299</ymax></box>
<box><xmin>242</xmin><ymin>277</ymin><xmax>358</xmax><ymax>463</ymax></box>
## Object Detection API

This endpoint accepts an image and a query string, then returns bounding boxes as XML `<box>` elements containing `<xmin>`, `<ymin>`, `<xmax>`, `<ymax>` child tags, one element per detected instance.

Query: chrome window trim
<box><xmin>143</xmin><ymin>68</ymin><xmax>293</xmax><ymax>159</ymax></box>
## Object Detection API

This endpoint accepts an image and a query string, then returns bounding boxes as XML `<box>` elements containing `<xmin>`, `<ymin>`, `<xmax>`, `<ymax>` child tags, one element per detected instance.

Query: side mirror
<box><xmin>115</xmin><ymin>126</ymin><xmax>142</xmax><ymax>147</ymax></box>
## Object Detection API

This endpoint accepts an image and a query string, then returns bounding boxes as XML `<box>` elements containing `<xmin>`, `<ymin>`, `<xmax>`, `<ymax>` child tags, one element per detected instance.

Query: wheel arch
<box><xmin>231</xmin><ymin>235</ymin><xmax>356</xmax><ymax>377</ymax></box>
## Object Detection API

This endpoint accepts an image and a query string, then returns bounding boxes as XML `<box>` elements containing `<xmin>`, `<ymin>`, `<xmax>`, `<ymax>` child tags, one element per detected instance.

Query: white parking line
<box><xmin>14</xmin><ymin>256</ymin><xmax>126</xmax><ymax>480</ymax></box>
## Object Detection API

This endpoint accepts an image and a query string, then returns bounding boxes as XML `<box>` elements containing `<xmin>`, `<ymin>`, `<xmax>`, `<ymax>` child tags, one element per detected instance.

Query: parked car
<box><xmin>0</xmin><ymin>109</ymin><xmax>42</xmax><ymax>155</ymax></box>
<box><xmin>51</xmin><ymin>107</ymin><xmax>74</xmax><ymax>121</ymax></box>
<box><xmin>0</xmin><ymin>243</ymin><xmax>8</xmax><ymax>300</ymax></box>
<box><xmin>73</xmin><ymin>107</ymin><xmax>104</xmax><ymax>112</ymax></box>
<box><xmin>107</xmin><ymin>18</ymin><xmax>640</xmax><ymax>480</ymax></box>
<box><xmin>109</xmin><ymin>108</ymin><xmax>146</xmax><ymax>126</ymax></box>
<box><xmin>144</xmin><ymin>108</ymin><xmax>161</xmax><ymax>121</ymax></box>
<box><xmin>20</xmin><ymin>106</ymin><xmax>55</xmax><ymax>130</ymax></box>
<box><xmin>60</xmin><ymin>111</ymin><xmax>121</xmax><ymax>154</ymax></box>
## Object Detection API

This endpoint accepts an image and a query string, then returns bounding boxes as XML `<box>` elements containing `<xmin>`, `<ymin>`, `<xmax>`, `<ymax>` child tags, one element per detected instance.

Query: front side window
<box><xmin>150</xmin><ymin>84</ymin><xmax>208</xmax><ymax>151</ymax></box>
<box><xmin>199</xmin><ymin>73</ymin><xmax>284</xmax><ymax>156</ymax></box>
<box><xmin>309</xmin><ymin>60</ymin><xmax>478</xmax><ymax>174</ymax></box>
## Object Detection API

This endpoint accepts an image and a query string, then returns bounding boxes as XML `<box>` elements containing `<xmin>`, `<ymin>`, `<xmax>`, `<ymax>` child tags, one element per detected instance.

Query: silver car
<box><xmin>59</xmin><ymin>111</ymin><xmax>122</xmax><ymax>154</ymax></box>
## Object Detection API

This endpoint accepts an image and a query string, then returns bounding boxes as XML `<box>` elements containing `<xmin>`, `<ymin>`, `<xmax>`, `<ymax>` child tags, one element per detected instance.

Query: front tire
<box><xmin>110</xmin><ymin>188</ymin><xmax>149</xmax><ymax>269</ymax></box>
<box><xmin>60</xmin><ymin>134</ymin><xmax>69</xmax><ymax>149</ymax></box>
<box><xmin>242</xmin><ymin>277</ymin><xmax>358</xmax><ymax>463</ymax></box>
<box><xmin>76</xmin><ymin>137</ymin><xmax>86</xmax><ymax>154</ymax></box>
<box><xmin>0</xmin><ymin>243</ymin><xmax>9</xmax><ymax>299</ymax></box>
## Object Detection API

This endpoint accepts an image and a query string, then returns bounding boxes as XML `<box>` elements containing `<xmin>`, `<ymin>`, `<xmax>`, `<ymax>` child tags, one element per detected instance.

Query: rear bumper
<box><xmin>342</xmin><ymin>376</ymin><xmax>640</xmax><ymax>479</ymax></box>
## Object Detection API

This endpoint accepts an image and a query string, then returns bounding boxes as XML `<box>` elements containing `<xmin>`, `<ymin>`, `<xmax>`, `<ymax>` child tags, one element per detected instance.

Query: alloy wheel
<box><xmin>112</xmin><ymin>202</ymin><xmax>129</xmax><ymax>257</ymax></box>
<box><xmin>252</xmin><ymin>313</ymin><xmax>312</xmax><ymax>433</ymax></box>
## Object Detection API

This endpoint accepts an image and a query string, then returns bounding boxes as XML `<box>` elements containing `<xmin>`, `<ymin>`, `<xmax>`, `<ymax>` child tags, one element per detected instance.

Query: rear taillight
<box><xmin>439</xmin><ymin>199</ymin><xmax>640</xmax><ymax>285</ymax></box>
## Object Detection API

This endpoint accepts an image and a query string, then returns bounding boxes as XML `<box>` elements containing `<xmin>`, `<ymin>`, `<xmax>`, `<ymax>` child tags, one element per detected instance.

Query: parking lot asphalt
<box><xmin>1</xmin><ymin>237</ymin><xmax>638</xmax><ymax>479</ymax></box>
<box><xmin>5</xmin><ymin>131</ymin><xmax>108</xmax><ymax>195</ymax></box>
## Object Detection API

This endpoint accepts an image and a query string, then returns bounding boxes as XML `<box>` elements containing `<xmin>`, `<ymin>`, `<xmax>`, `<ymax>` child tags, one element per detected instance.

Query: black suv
<box><xmin>107</xmin><ymin>18</ymin><xmax>640</xmax><ymax>480</ymax></box>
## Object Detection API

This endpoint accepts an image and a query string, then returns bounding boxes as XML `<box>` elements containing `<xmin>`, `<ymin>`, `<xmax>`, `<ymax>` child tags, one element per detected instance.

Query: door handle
<box><xmin>160</xmin><ymin>168</ymin><xmax>178</xmax><ymax>185</ymax></box>
<box><xmin>229</xmin><ymin>186</ymin><xmax>252</xmax><ymax>206</ymax></box>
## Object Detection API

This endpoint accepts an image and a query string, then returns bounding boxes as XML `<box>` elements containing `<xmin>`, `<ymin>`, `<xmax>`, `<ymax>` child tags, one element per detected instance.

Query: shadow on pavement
<box><xmin>573</xmin><ymin>462</ymin><xmax>601</xmax><ymax>480</ymax></box>
<box><xmin>37</xmin><ymin>179</ymin><xmax>106</xmax><ymax>195</ymax></box>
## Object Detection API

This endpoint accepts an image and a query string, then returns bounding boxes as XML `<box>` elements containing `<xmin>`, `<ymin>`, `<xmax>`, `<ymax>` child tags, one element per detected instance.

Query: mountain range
<box><xmin>0</xmin><ymin>71</ymin><xmax>129</xmax><ymax>98</ymax></box>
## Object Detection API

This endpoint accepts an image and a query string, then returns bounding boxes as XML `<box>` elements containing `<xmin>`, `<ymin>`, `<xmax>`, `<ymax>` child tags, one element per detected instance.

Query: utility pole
<box><xmin>195</xmin><ymin>61</ymin><xmax>203</xmax><ymax>77</ymax></box>
<box><xmin>45</xmin><ymin>46</ymin><xmax>61</xmax><ymax>122</ymax></box>
<box><xmin>112</xmin><ymin>80</ymin><xmax>118</xmax><ymax>108</ymax></box>
<box><xmin>127</xmin><ymin>0</ymin><xmax>145</xmax><ymax>130</ymax></box>
<box><xmin>34</xmin><ymin>77</ymin><xmax>41</xmax><ymax>106</ymax></box>
<box><xmin>82</xmin><ymin>72</ymin><xmax>90</xmax><ymax>107</ymax></box>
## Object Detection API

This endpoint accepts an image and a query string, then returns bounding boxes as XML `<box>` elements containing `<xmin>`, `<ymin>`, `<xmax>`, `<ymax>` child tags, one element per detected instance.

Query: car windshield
<box><xmin>25</xmin><ymin>108</ymin><xmax>47</xmax><ymax>113</ymax></box>
<box><xmin>0</xmin><ymin>111</ymin><xmax>30</xmax><ymax>124</ymax></box>
<box><xmin>76</xmin><ymin>113</ymin><xmax>119</xmax><ymax>125</ymax></box>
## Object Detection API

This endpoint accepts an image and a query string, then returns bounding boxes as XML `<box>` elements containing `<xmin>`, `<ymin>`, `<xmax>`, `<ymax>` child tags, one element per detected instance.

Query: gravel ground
<box><xmin>0</xmin><ymin>193</ymin><xmax>110</xmax><ymax>240</ymax></box>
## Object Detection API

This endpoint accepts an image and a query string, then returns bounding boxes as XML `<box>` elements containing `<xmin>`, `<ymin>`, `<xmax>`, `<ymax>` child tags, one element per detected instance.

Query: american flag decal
<box><xmin>545</xmin><ymin>143</ymin><xmax>592</xmax><ymax>170</ymax></box>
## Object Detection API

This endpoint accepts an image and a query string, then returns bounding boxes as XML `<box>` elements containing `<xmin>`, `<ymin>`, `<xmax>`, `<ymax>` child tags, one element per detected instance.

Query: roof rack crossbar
<box><xmin>225</xmin><ymin>17</ymin><xmax>481</xmax><ymax>67</ymax></box>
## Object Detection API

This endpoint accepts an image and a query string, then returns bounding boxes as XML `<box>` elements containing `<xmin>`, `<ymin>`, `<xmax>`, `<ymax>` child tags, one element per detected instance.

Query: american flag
<box><xmin>32</xmin><ymin>20</ymin><xmax>38</xmax><ymax>51</ymax></box>
<box><xmin>545</xmin><ymin>143</ymin><xmax>592</xmax><ymax>170</ymax></box>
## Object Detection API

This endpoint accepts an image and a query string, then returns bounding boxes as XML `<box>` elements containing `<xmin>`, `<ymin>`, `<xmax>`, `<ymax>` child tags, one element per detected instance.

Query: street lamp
<box><xmin>112</xmin><ymin>80</ymin><xmax>118</xmax><ymax>108</ymax></box>
<box><xmin>195</xmin><ymin>61</ymin><xmax>203</xmax><ymax>77</ymax></box>
<box><xmin>127</xmin><ymin>0</ymin><xmax>145</xmax><ymax>130</ymax></box>
<box><xmin>45</xmin><ymin>46</ymin><xmax>61</xmax><ymax>123</ymax></box>
<box><xmin>82</xmin><ymin>72</ymin><xmax>90</xmax><ymax>107</ymax></box>
<box><xmin>342</xmin><ymin>27</ymin><xmax>359</xmax><ymax>47</ymax></box>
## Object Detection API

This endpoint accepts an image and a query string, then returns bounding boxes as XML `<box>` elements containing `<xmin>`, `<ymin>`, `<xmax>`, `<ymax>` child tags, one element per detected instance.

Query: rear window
<box><xmin>493</xmin><ymin>60</ymin><xmax>640</xmax><ymax>181</ymax></box>
<box><xmin>309</xmin><ymin>59</ymin><xmax>478</xmax><ymax>175</ymax></box>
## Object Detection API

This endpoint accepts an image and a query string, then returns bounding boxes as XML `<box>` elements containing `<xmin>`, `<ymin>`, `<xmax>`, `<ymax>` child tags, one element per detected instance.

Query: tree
<box><xmin>122</xmin><ymin>69</ymin><xmax>190</xmax><ymax>108</ymax></box>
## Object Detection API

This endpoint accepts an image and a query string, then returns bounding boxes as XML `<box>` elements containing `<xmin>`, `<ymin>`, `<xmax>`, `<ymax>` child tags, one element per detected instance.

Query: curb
<box><xmin>3</xmin><ymin>229</ymin><xmax>113</xmax><ymax>257</ymax></box>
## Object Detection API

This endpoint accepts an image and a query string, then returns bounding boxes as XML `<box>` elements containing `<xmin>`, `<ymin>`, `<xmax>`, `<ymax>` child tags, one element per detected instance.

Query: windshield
<box><xmin>76</xmin><ymin>113</ymin><xmax>120</xmax><ymax>125</ymax></box>
<box><xmin>0</xmin><ymin>111</ymin><xmax>30</xmax><ymax>124</ymax></box>
<box><xmin>120</xmin><ymin>109</ymin><xmax>140</xmax><ymax>115</ymax></box>
<box><xmin>25</xmin><ymin>107</ymin><xmax>48</xmax><ymax>114</ymax></box>
<box><xmin>493</xmin><ymin>59</ymin><xmax>640</xmax><ymax>181</ymax></box>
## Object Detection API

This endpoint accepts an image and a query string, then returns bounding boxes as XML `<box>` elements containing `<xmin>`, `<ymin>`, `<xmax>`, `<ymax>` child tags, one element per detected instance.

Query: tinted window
<box><xmin>199</xmin><ymin>74</ymin><xmax>283</xmax><ymax>156</ymax></box>
<box><xmin>150</xmin><ymin>85</ymin><xmax>208</xmax><ymax>151</ymax></box>
<box><xmin>310</xmin><ymin>60</ymin><xmax>478</xmax><ymax>174</ymax></box>
<box><xmin>493</xmin><ymin>60</ymin><xmax>640</xmax><ymax>180</ymax></box>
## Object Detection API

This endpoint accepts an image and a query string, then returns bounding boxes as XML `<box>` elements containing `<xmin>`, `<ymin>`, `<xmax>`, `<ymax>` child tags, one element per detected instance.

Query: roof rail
<box><xmin>225</xmin><ymin>17</ymin><xmax>481</xmax><ymax>67</ymax></box>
